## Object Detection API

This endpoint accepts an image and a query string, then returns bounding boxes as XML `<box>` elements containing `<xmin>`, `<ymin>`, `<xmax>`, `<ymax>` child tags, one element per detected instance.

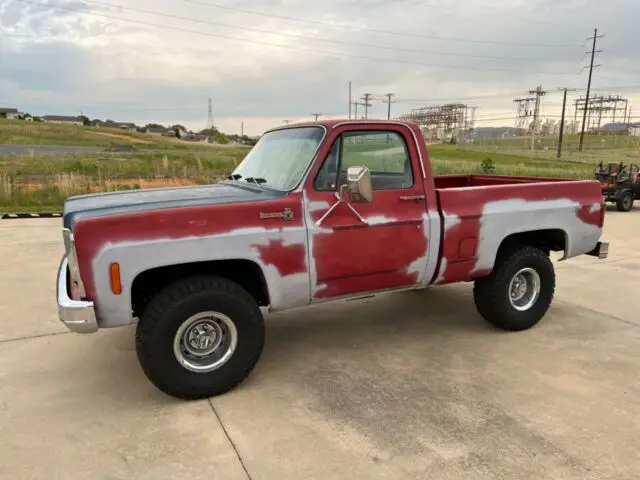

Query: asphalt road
<box><xmin>1</xmin><ymin>209</ymin><xmax>639</xmax><ymax>480</ymax></box>
<box><xmin>0</xmin><ymin>144</ymin><xmax>105</xmax><ymax>156</ymax></box>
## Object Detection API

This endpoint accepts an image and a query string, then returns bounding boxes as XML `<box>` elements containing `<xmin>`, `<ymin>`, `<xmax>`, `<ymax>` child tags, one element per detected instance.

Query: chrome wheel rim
<box><xmin>173</xmin><ymin>312</ymin><xmax>238</xmax><ymax>373</ymax></box>
<box><xmin>508</xmin><ymin>268</ymin><xmax>541</xmax><ymax>312</ymax></box>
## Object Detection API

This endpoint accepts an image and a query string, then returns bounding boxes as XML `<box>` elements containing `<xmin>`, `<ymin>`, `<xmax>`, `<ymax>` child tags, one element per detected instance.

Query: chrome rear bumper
<box><xmin>57</xmin><ymin>256</ymin><xmax>98</xmax><ymax>333</ymax></box>
<box><xmin>587</xmin><ymin>241</ymin><xmax>609</xmax><ymax>260</ymax></box>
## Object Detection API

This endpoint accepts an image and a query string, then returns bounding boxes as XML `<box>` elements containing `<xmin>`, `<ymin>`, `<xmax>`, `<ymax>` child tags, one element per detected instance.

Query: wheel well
<box><xmin>131</xmin><ymin>260</ymin><xmax>270</xmax><ymax>317</ymax></box>
<box><xmin>496</xmin><ymin>229</ymin><xmax>566</xmax><ymax>260</ymax></box>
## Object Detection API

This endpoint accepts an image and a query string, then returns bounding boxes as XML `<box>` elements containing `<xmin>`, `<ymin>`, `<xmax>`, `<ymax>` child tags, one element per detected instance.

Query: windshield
<box><xmin>231</xmin><ymin>126</ymin><xmax>325</xmax><ymax>191</ymax></box>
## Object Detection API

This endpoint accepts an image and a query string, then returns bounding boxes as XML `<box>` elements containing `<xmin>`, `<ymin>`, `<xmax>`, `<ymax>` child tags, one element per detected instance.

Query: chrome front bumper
<box><xmin>57</xmin><ymin>256</ymin><xmax>98</xmax><ymax>333</ymax></box>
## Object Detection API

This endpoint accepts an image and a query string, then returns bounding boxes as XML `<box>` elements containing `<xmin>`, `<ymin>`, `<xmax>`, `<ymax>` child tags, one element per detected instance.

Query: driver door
<box><xmin>305</xmin><ymin>126</ymin><xmax>430</xmax><ymax>300</ymax></box>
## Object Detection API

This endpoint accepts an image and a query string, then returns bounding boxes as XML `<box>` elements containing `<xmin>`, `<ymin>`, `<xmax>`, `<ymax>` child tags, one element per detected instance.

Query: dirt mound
<box><xmin>89</xmin><ymin>131</ymin><xmax>153</xmax><ymax>144</ymax></box>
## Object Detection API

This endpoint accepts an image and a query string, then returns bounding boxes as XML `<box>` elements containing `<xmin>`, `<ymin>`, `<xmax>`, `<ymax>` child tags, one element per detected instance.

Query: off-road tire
<box><xmin>616</xmin><ymin>191</ymin><xmax>634</xmax><ymax>212</ymax></box>
<box><xmin>473</xmin><ymin>245</ymin><xmax>555</xmax><ymax>331</ymax></box>
<box><xmin>135</xmin><ymin>275</ymin><xmax>265</xmax><ymax>399</ymax></box>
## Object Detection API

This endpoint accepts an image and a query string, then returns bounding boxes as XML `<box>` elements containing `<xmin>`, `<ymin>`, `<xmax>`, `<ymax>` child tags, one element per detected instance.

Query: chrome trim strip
<box><xmin>57</xmin><ymin>256</ymin><xmax>98</xmax><ymax>334</ymax></box>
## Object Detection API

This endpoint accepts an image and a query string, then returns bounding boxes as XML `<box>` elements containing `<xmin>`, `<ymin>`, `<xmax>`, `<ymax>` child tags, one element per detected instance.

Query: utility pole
<box><xmin>207</xmin><ymin>97</ymin><xmax>213</xmax><ymax>131</ymax></box>
<box><xmin>557</xmin><ymin>88</ymin><xmax>576</xmax><ymax>159</ymax></box>
<box><xmin>382</xmin><ymin>93</ymin><xmax>395</xmax><ymax>120</ymax></box>
<box><xmin>241</xmin><ymin>120</ymin><xmax>244</xmax><ymax>137</ymax></box>
<box><xmin>529</xmin><ymin>85</ymin><xmax>547</xmax><ymax>155</ymax></box>
<box><xmin>361</xmin><ymin>93</ymin><xmax>373</xmax><ymax>119</ymax></box>
<box><xmin>348</xmin><ymin>81</ymin><xmax>352</xmax><ymax>120</ymax></box>
<box><xmin>353</xmin><ymin>101</ymin><xmax>362</xmax><ymax>119</ymax></box>
<box><xmin>311</xmin><ymin>113</ymin><xmax>322</xmax><ymax>121</ymax></box>
<box><xmin>579</xmin><ymin>28</ymin><xmax>604</xmax><ymax>151</ymax></box>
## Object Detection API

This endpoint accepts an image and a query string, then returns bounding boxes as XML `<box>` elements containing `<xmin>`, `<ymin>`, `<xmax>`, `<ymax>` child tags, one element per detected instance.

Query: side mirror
<box><xmin>345</xmin><ymin>166</ymin><xmax>373</xmax><ymax>203</ymax></box>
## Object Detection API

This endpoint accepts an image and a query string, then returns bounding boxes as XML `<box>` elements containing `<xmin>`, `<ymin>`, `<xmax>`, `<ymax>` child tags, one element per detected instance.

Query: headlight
<box><xmin>62</xmin><ymin>228</ymin><xmax>86</xmax><ymax>298</ymax></box>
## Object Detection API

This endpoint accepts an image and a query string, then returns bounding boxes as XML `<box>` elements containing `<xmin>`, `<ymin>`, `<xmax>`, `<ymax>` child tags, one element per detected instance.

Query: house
<box><xmin>145</xmin><ymin>126</ymin><xmax>170</xmax><ymax>136</ymax></box>
<box><xmin>112</xmin><ymin>122</ymin><xmax>137</xmax><ymax>132</ymax></box>
<box><xmin>628</xmin><ymin>125</ymin><xmax>640</xmax><ymax>137</ymax></box>
<box><xmin>41</xmin><ymin>115</ymin><xmax>84</xmax><ymax>126</ymax></box>
<box><xmin>0</xmin><ymin>107</ymin><xmax>19</xmax><ymax>120</ymax></box>
<box><xmin>104</xmin><ymin>120</ymin><xmax>137</xmax><ymax>131</ymax></box>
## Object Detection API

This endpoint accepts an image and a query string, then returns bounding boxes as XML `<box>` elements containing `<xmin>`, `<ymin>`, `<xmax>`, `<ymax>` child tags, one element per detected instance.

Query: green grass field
<box><xmin>0</xmin><ymin>119</ymin><xmax>221</xmax><ymax>151</ymax></box>
<box><xmin>460</xmin><ymin>133</ymin><xmax>640</xmax><ymax>163</ymax></box>
<box><xmin>0</xmin><ymin>120</ymin><xmax>605</xmax><ymax>212</ymax></box>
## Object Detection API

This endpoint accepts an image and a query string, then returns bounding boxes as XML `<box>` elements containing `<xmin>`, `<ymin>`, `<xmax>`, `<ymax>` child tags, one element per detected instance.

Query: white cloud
<box><xmin>1</xmin><ymin>0</ymin><xmax>639</xmax><ymax>134</ymax></box>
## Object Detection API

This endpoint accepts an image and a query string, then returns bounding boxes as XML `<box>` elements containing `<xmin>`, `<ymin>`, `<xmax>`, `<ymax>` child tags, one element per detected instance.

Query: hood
<box><xmin>63</xmin><ymin>181</ymin><xmax>286</xmax><ymax>230</ymax></box>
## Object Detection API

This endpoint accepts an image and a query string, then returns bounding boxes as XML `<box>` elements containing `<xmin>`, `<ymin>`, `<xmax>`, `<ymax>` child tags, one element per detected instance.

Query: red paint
<box><xmin>576</xmin><ymin>204</ymin><xmax>604</xmax><ymax>228</ymax></box>
<box><xmin>316</xmin><ymin>271</ymin><xmax>419</xmax><ymax>299</ymax></box>
<box><xmin>254</xmin><ymin>239</ymin><xmax>306</xmax><ymax>277</ymax></box>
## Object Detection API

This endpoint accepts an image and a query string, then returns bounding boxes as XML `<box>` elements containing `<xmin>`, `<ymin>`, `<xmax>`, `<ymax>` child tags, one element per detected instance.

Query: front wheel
<box><xmin>473</xmin><ymin>245</ymin><xmax>555</xmax><ymax>331</ymax></box>
<box><xmin>136</xmin><ymin>275</ymin><xmax>265</xmax><ymax>399</ymax></box>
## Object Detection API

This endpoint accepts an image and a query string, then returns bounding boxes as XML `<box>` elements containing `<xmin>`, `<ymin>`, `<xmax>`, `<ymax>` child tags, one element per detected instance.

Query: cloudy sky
<box><xmin>1</xmin><ymin>0</ymin><xmax>639</xmax><ymax>135</ymax></box>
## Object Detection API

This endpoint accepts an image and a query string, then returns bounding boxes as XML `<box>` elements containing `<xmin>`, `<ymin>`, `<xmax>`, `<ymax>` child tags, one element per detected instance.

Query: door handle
<box><xmin>400</xmin><ymin>195</ymin><xmax>425</xmax><ymax>201</ymax></box>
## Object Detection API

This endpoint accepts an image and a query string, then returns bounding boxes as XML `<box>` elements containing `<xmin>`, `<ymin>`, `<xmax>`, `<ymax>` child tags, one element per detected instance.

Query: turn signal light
<box><xmin>110</xmin><ymin>263</ymin><xmax>122</xmax><ymax>295</ymax></box>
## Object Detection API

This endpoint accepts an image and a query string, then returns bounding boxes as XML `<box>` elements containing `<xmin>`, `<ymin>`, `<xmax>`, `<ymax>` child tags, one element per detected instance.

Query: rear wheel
<box><xmin>136</xmin><ymin>275</ymin><xmax>265</xmax><ymax>399</ymax></box>
<box><xmin>473</xmin><ymin>245</ymin><xmax>555</xmax><ymax>331</ymax></box>
<box><xmin>616</xmin><ymin>191</ymin><xmax>634</xmax><ymax>212</ymax></box>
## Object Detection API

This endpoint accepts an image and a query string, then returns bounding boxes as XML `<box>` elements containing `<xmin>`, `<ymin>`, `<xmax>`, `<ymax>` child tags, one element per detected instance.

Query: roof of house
<box><xmin>105</xmin><ymin>121</ymin><xmax>137</xmax><ymax>128</ymax></box>
<box><xmin>0</xmin><ymin>108</ymin><xmax>19</xmax><ymax>114</ymax></box>
<box><xmin>42</xmin><ymin>115</ymin><xmax>83</xmax><ymax>122</ymax></box>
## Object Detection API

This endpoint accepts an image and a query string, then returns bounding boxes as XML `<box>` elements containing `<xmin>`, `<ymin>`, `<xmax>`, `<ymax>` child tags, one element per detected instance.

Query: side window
<box><xmin>314</xmin><ymin>130</ymin><xmax>414</xmax><ymax>191</ymax></box>
<box><xmin>340</xmin><ymin>131</ymin><xmax>413</xmax><ymax>190</ymax></box>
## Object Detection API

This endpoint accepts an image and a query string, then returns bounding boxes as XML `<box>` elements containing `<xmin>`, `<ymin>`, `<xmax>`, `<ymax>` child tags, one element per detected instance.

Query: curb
<box><xmin>1</xmin><ymin>213</ymin><xmax>63</xmax><ymax>219</ymax></box>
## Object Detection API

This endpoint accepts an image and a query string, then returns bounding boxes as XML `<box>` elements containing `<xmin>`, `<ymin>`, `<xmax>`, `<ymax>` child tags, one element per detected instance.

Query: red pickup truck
<box><xmin>57</xmin><ymin>119</ymin><xmax>609</xmax><ymax>399</ymax></box>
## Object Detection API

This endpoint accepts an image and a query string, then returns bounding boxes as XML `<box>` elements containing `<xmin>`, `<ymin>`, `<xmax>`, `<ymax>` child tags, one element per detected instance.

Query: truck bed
<box><xmin>433</xmin><ymin>174</ymin><xmax>575</xmax><ymax>190</ymax></box>
<box><xmin>432</xmin><ymin>177</ymin><xmax>605</xmax><ymax>285</ymax></box>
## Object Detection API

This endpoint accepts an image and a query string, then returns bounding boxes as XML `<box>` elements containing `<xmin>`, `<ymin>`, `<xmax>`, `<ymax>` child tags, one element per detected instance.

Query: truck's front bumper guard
<box><xmin>57</xmin><ymin>256</ymin><xmax>98</xmax><ymax>333</ymax></box>
<box><xmin>587</xmin><ymin>241</ymin><xmax>609</xmax><ymax>260</ymax></box>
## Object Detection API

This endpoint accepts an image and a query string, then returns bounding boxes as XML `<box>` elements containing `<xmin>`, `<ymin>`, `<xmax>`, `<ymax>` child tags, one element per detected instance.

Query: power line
<box><xmin>13</xmin><ymin>0</ymin><xmax>580</xmax><ymax>76</ymax></box>
<box><xmin>62</xmin><ymin>0</ymin><xmax>553</xmax><ymax>62</ymax></box>
<box><xmin>180</xmin><ymin>0</ymin><xmax>584</xmax><ymax>48</ymax></box>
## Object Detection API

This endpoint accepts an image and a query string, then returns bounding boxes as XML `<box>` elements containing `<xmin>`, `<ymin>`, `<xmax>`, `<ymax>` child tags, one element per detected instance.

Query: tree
<box><xmin>80</xmin><ymin>115</ymin><xmax>91</xmax><ymax>126</ymax></box>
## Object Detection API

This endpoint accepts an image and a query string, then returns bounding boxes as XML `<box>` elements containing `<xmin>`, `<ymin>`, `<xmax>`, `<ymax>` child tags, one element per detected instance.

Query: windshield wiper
<box><xmin>227</xmin><ymin>174</ymin><xmax>242</xmax><ymax>180</ymax></box>
<box><xmin>245</xmin><ymin>177</ymin><xmax>267</xmax><ymax>185</ymax></box>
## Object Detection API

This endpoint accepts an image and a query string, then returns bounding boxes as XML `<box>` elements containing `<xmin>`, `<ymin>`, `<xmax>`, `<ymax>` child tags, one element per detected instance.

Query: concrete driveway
<box><xmin>1</xmin><ymin>209</ymin><xmax>640</xmax><ymax>480</ymax></box>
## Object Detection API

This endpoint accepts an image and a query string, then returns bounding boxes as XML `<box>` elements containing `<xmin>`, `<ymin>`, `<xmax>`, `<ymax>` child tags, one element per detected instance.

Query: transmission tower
<box><xmin>513</xmin><ymin>95</ymin><xmax>536</xmax><ymax>132</ymax></box>
<box><xmin>529</xmin><ymin>85</ymin><xmax>547</xmax><ymax>152</ymax></box>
